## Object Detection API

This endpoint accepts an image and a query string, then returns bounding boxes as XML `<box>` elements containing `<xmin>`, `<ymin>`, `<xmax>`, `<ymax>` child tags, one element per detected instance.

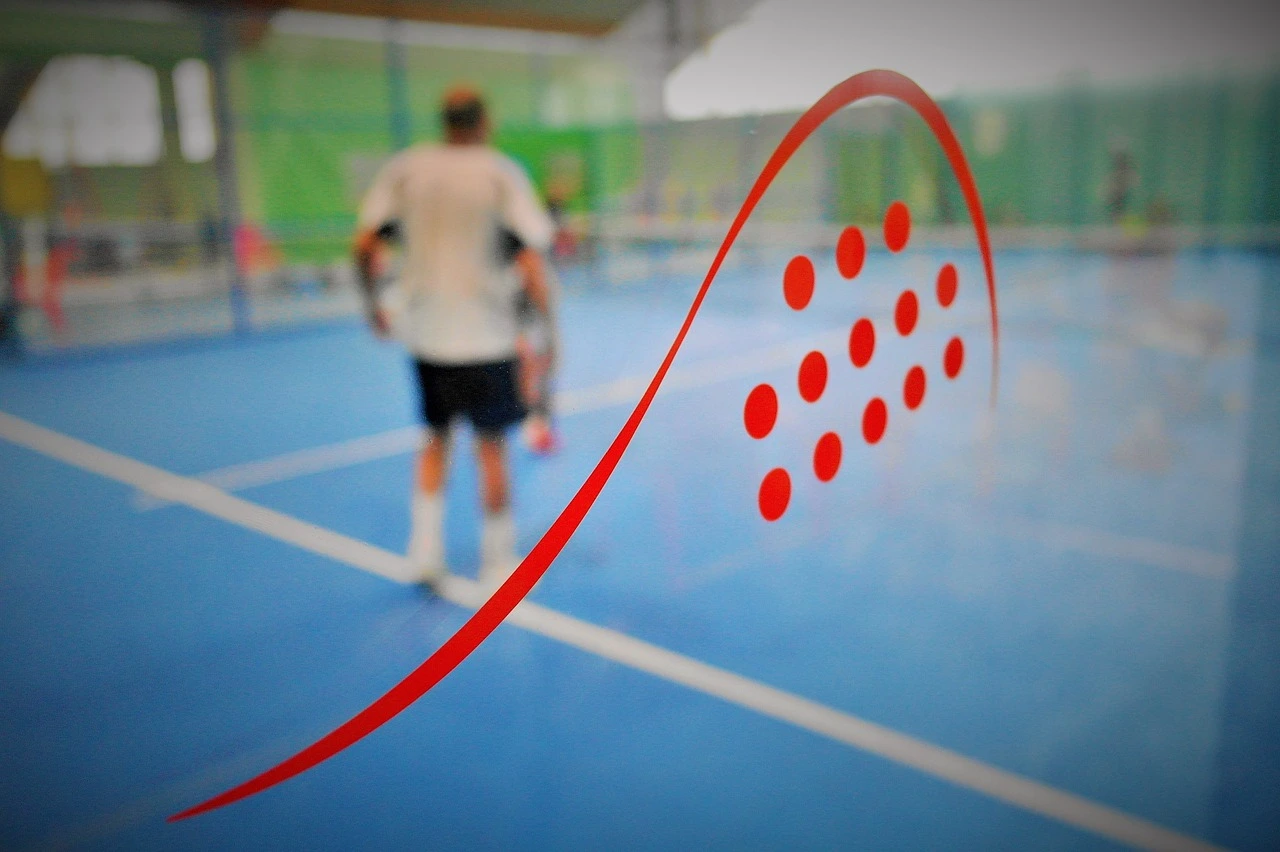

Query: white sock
<box><xmin>408</xmin><ymin>491</ymin><xmax>445</xmax><ymax>582</ymax></box>
<box><xmin>479</xmin><ymin>509</ymin><xmax>517</xmax><ymax>582</ymax></box>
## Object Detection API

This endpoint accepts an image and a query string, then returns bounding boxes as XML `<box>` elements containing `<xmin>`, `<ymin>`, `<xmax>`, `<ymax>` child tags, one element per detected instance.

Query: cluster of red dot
<box><xmin>743</xmin><ymin>201</ymin><xmax>965</xmax><ymax>521</ymax></box>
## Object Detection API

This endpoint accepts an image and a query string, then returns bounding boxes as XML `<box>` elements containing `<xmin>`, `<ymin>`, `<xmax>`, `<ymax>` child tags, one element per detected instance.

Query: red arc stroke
<box><xmin>170</xmin><ymin>68</ymin><xmax>999</xmax><ymax>822</ymax></box>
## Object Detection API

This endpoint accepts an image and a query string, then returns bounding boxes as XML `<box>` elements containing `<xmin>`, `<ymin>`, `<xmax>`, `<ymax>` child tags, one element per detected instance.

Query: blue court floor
<box><xmin>1</xmin><ymin>247</ymin><xmax>1278</xmax><ymax>850</ymax></box>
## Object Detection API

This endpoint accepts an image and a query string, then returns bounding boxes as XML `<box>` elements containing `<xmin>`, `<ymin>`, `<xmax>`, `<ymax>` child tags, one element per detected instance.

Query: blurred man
<box><xmin>353</xmin><ymin>86</ymin><xmax>555</xmax><ymax>586</ymax></box>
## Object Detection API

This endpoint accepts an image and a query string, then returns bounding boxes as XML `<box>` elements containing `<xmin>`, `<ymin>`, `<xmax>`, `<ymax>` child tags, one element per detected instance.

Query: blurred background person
<box><xmin>1104</xmin><ymin>143</ymin><xmax>1139</xmax><ymax>226</ymax></box>
<box><xmin>507</xmin><ymin>228</ymin><xmax>562</xmax><ymax>455</ymax></box>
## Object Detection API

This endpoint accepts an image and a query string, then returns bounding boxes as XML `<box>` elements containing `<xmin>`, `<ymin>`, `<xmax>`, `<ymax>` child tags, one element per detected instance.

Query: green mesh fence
<box><xmin>2</xmin><ymin>5</ymin><xmax>1278</xmax><ymax>269</ymax></box>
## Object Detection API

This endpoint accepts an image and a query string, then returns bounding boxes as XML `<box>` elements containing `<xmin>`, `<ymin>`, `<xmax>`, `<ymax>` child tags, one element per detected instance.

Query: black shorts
<box><xmin>414</xmin><ymin>358</ymin><xmax>526</xmax><ymax>435</ymax></box>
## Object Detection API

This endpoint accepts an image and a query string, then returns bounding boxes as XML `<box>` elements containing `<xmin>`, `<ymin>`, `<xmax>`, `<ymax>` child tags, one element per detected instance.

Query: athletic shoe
<box><xmin>407</xmin><ymin>535</ymin><xmax>447</xmax><ymax>587</ymax></box>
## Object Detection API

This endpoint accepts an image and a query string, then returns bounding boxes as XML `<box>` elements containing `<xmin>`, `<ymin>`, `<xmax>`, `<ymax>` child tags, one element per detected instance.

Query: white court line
<box><xmin>0</xmin><ymin>410</ymin><xmax>1224</xmax><ymax>852</ymax></box>
<box><xmin>131</xmin><ymin>426</ymin><xmax>424</xmax><ymax>511</ymax></box>
<box><xmin>673</xmin><ymin>507</ymin><xmax>1234</xmax><ymax>594</ymax></box>
<box><xmin>1</xmin><ymin>412</ymin><xmax>410</xmax><ymax>584</ymax></box>
<box><xmin>129</xmin><ymin>318</ymin><xmax>1236</xmax><ymax>582</ymax></box>
<box><xmin>132</xmin><ymin>327</ymin><xmax>847</xmax><ymax>510</ymax></box>
<box><xmin>1000</xmin><ymin>516</ymin><xmax>1233</xmax><ymax>580</ymax></box>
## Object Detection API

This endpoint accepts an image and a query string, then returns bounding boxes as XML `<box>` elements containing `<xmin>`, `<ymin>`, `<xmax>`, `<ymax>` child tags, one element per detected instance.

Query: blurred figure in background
<box><xmin>545</xmin><ymin>183</ymin><xmax>579</xmax><ymax>261</ymax></box>
<box><xmin>512</xmin><ymin>176</ymin><xmax>581</xmax><ymax>455</ymax></box>
<box><xmin>1104</xmin><ymin>143</ymin><xmax>1138</xmax><ymax>226</ymax></box>
<box><xmin>15</xmin><ymin>216</ymin><xmax>66</xmax><ymax>336</ymax></box>
<box><xmin>233</xmin><ymin>222</ymin><xmax>283</xmax><ymax>289</ymax></box>
<box><xmin>508</xmin><ymin>230</ymin><xmax>562</xmax><ymax>455</ymax></box>
<box><xmin>353</xmin><ymin>86</ymin><xmax>555</xmax><ymax>586</ymax></box>
<box><xmin>41</xmin><ymin>202</ymin><xmax>82</xmax><ymax>336</ymax></box>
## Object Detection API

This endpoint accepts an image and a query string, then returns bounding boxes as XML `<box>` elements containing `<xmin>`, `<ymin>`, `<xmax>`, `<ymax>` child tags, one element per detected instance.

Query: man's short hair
<box><xmin>442</xmin><ymin>95</ymin><xmax>486</xmax><ymax>133</ymax></box>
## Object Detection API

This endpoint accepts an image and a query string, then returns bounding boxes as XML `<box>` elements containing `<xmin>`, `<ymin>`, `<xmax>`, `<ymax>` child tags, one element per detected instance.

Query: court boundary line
<box><xmin>0</xmin><ymin>410</ymin><xmax>1224</xmax><ymax>852</ymax></box>
<box><xmin>131</xmin><ymin>327</ymin><xmax>848</xmax><ymax>510</ymax></box>
<box><xmin>122</xmin><ymin>325</ymin><xmax>1234</xmax><ymax>582</ymax></box>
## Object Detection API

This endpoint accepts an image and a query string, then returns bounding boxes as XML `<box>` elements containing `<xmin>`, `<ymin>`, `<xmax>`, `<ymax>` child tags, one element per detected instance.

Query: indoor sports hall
<box><xmin>1</xmin><ymin>2</ymin><xmax>1278</xmax><ymax>850</ymax></box>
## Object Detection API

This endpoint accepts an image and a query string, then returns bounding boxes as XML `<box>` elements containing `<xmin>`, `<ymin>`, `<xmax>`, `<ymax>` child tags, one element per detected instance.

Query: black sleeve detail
<box><xmin>496</xmin><ymin>226</ymin><xmax>526</xmax><ymax>264</ymax></box>
<box><xmin>375</xmin><ymin>220</ymin><xmax>402</xmax><ymax>243</ymax></box>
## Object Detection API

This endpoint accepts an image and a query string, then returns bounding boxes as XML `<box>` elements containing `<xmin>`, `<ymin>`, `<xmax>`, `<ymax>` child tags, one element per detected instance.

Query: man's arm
<box><xmin>352</xmin><ymin>226</ymin><xmax>391</xmax><ymax>337</ymax></box>
<box><xmin>495</xmin><ymin>157</ymin><xmax>559</xmax><ymax>359</ymax></box>
<box><xmin>515</xmin><ymin>246</ymin><xmax>558</xmax><ymax>367</ymax></box>
<box><xmin>354</xmin><ymin>154</ymin><xmax>405</xmax><ymax>338</ymax></box>
<box><xmin>499</xmin><ymin>225</ymin><xmax>557</xmax><ymax>364</ymax></box>
<box><xmin>498</xmin><ymin>226</ymin><xmax>553</xmax><ymax>322</ymax></box>
<box><xmin>515</xmin><ymin>247</ymin><xmax>551</xmax><ymax>320</ymax></box>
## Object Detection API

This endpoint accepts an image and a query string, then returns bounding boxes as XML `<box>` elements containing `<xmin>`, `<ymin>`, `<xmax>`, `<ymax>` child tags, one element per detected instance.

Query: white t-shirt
<box><xmin>358</xmin><ymin>143</ymin><xmax>554</xmax><ymax>364</ymax></box>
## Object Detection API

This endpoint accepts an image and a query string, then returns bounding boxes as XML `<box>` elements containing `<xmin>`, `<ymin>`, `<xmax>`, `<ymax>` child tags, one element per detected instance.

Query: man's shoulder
<box><xmin>484</xmin><ymin>150</ymin><xmax>536</xmax><ymax>190</ymax></box>
<box><xmin>397</xmin><ymin>143</ymin><xmax>446</xmax><ymax>168</ymax></box>
<box><xmin>407</xmin><ymin>145</ymin><xmax>522</xmax><ymax>173</ymax></box>
<box><xmin>459</xmin><ymin>146</ymin><xmax>528</xmax><ymax>179</ymax></box>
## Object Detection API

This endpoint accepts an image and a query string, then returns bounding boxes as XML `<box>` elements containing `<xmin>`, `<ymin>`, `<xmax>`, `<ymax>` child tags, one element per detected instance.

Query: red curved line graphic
<box><xmin>170</xmin><ymin>68</ymin><xmax>999</xmax><ymax>822</ymax></box>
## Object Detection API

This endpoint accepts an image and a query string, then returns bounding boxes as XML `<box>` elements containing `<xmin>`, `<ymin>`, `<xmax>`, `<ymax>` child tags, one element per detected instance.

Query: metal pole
<box><xmin>1209</xmin><ymin>250</ymin><xmax>1280</xmax><ymax>849</ymax></box>
<box><xmin>0</xmin><ymin>61</ymin><xmax>44</xmax><ymax>358</ymax></box>
<box><xmin>1203</xmin><ymin>78</ymin><xmax>1230</xmax><ymax>240</ymax></box>
<box><xmin>1251</xmin><ymin>74</ymin><xmax>1280</xmax><ymax>230</ymax></box>
<box><xmin>1067</xmin><ymin>79</ymin><xmax>1090</xmax><ymax>230</ymax></box>
<box><xmin>385</xmin><ymin>18</ymin><xmax>411</xmax><ymax>151</ymax></box>
<box><xmin>0</xmin><ymin>207</ymin><xmax>20</xmax><ymax>360</ymax></box>
<box><xmin>1144</xmin><ymin>87</ymin><xmax>1165</xmax><ymax>221</ymax></box>
<box><xmin>202</xmin><ymin>6</ymin><xmax>250</xmax><ymax>335</ymax></box>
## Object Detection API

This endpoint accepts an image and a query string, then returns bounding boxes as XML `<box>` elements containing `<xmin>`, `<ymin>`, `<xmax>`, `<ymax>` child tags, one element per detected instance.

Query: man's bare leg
<box><xmin>408</xmin><ymin>428</ymin><xmax>450</xmax><ymax>584</ymax></box>
<box><xmin>476</xmin><ymin>432</ymin><xmax>517</xmax><ymax>583</ymax></box>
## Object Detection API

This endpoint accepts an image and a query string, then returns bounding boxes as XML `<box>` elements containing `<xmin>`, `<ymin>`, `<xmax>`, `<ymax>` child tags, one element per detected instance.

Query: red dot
<box><xmin>836</xmin><ymin>226</ymin><xmax>865</xmax><ymax>279</ymax></box>
<box><xmin>813</xmin><ymin>432</ymin><xmax>842</xmax><ymax>482</ymax></box>
<box><xmin>784</xmin><ymin>255</ymin><xmax>815</xmax><ymax>310</ymax></box>
<box><xmin>848</xmin><ymin>318</ymin><xmax>875</xmax><ymax>368</ymax></box>
<box><xmin>895</xmin><ymin>290</ymin><xmax>919</xmax><ymax>336</ymax></box>
<box><xmin>758</xmin><ymin>468</ymin><xmax>791</xmax><ymax>521</ymax></box>
<box><xmin>904</xmin><ymin>366</ymin><xmax>926</xmax><ymax>410</ymax></box>
<box><xmin>936</xmin><ymin>263</ymin><xmax>957</xmax><ymax>307</ymax></box>
<box><xmin>862</xmin><ymin>397</ymin><xmax>887</xmax><ymax>444</ymax></box>
<box><xmin>744</xmin><ymin>383</ymin><xmax>778</xmax><ymax>439</ymax></box>
<box><xmin>944</xmin><ymin>337</ymin><xmax>965</xmax><ymax>379</ymax></box>
<box><xmin>798</xmin><ymin>351</ymin><xmax>827</xmax><ymax>403</ymax></box>
<box><xmin>884</xmin><ymin>201</ymin><xmax>911</xmax><ymax>253</ymax></box>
